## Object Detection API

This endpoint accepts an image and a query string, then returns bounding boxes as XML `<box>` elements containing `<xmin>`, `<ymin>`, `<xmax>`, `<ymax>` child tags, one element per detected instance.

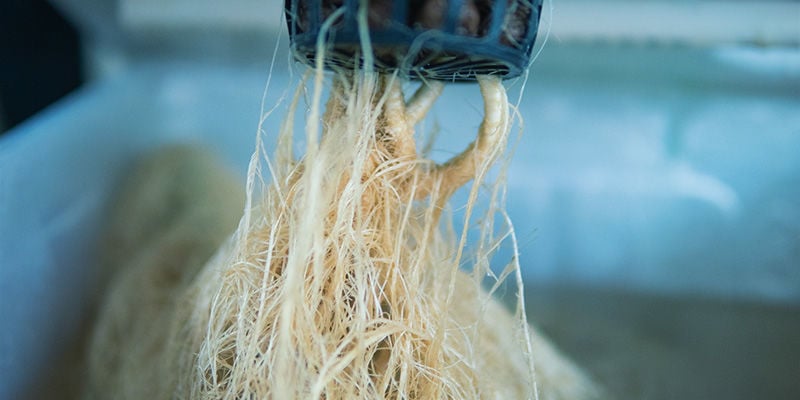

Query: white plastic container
<box><xmin>2</xmin><ymin>44</ymin><xmax>799</xmax><ymax>398</ymax></box>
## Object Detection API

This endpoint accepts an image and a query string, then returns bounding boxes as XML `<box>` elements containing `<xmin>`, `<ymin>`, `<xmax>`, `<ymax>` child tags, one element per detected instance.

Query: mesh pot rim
<box><xmin>285</xmin><ymin>0</ymin><xmax>544</xmax><ymax>81</ymax></box>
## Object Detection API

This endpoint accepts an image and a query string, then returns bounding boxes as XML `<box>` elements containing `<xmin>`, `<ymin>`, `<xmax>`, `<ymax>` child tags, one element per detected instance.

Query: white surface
<box><xmin>121</xmin><ymin>0</ymin><xmax>282</xmax><ymax>31</ymax></box>
<box><xmin>0</xmin><ymin>62</ymin><xmax>279</xmax><ymax>400</ymax></box>
<box><xmin>57</xmin><ymin>0</ymin><xmax>800</xmax><ymax>45</ymax></box>
<box><xmin>1</xmin><ymin>44</ymin><xmax>799</xmax><ymax>397</ymax></box>
<box><xmin>117</xmin><ymin>0</ymin><xmax>800</xmax><ymax>45</ymax></box>
<box><xmin>548</xmin><ymin>1</ymin><xmax>800</xmax><ymax>46</ymax></box>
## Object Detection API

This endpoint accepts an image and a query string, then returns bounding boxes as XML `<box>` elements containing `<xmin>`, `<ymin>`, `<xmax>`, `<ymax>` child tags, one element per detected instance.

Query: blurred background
<box><xmin>1</xmin><ymin>0</ymin><xmax>799</xmax><ymax>399</ymax></box>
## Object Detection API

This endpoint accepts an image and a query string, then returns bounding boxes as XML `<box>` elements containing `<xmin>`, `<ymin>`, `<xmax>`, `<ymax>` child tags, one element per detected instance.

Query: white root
<box><xmin>405</xmin><ymin>80</ymin><xmax>445</xmax><ymax>127</ymax></box>
<box><xmin>414</xmin><ymin>75</ymin><xmax>509</xmax><ymax>201</ymax></box>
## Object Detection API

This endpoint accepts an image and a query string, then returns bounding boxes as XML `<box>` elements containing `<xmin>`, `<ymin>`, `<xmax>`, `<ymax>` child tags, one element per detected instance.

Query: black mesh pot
<box><xmin>285</xmin><ymin>0</ymin><xmax>544</xmax><ymax>81</ymax></box>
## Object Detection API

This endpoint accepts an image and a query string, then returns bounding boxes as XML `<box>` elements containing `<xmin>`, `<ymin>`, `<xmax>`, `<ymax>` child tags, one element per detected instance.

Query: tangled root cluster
<box><xmin>84</xmin><ymin>71</ymin><xmax>597</xmax><ymax>400</ymax></box>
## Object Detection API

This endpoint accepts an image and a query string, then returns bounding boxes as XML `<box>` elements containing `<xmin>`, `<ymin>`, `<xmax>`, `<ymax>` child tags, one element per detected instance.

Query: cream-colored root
<box><xmin>84</xmin><ymin>72</ymin><xmax>598</xmax><ymax>400</ymax></box>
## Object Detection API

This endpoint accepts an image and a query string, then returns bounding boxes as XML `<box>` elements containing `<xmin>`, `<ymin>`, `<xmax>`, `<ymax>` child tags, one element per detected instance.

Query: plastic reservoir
<box><xmin>1</xmin><ymin>45</ymin><xmax>799</xmax><ymax>399</ymax></box>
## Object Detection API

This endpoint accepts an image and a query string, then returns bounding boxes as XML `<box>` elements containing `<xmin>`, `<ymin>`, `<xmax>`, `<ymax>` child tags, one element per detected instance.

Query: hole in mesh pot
<box><xmin>289</xmin><ymin>0</ymin><xmax>347</xmax><ymax>33</ymax></box>
<box><xmin>286</xmin><ymin>0</ymin><xmax>308</xmax><ymax>33</ymax></box>
<box><xmin>321</xmin><ymin>0</ymin><xmax>346</xmax><ymax>28</ymax></box>
<box><xmin>500</xmin><ymin>0</ymin><xmax>532</xmax><ymax>48</ymax></box>
<box><xmin>368</xmin><ymin>0</ymin><xmax>394</xmax><ymax>29</ymax></box>
<box><xmin>410</xmin><ymin>0</ymin><xmax>492</xmax><ymax>38</ymax></box>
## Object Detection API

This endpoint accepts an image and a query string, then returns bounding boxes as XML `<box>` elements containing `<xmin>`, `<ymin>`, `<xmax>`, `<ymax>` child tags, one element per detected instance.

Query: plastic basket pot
<box><xmin>285</xmin><ymin>0</ymin><xmax>544</xmax><ymax>81</ymax></box>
